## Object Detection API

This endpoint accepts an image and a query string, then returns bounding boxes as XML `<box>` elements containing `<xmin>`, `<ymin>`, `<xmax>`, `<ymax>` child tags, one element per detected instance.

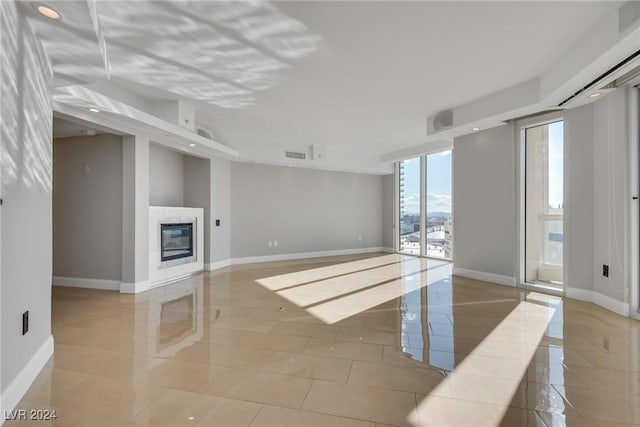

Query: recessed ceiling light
<box><xmin>589</xmin><ymin>92</ymin><xmax>602</xmax><ymax>98</ymax></box>
<box><xmin>37</xmin><ymin>4</ymin><xmax>61</xmax><ymax>20</ymax></box>
<box><xmin>88</xmin><ymin>108</ymin><xmax>100</xmax><ymax>113</ymax></box>
<box><xmin>472</xmin><ymin>127</ymin><xmax>480</xmax><ymax>131</ymax></box>
<box><xmin>189</xmin><ymin>143</ymin><xmax>196</xmax><ymax>147</ymax></box>
<box><xmin>287</xmin><ymin>164</ymin><xmax>292</xmax><ymax>167</ymax></box>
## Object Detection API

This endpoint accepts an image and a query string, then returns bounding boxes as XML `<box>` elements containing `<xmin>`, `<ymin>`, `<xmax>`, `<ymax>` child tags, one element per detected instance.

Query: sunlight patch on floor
<box><xmin>407</xmin><ymin>296</ymin><xmax>558</xmax><ymax>427</ymax></box>
<box><xmin>255</xmin><ymin>255</ymin><xmax>451</xmax><ymax>324</ymax></box>
<box><xmin>256</xmin><ymin>254</ymin><xmax>401</xmax><ymax>291</ymax></box>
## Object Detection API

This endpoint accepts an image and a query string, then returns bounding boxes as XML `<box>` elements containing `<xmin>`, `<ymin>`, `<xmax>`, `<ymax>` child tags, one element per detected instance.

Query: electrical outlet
<box><xmin>22</xmin><ymin>311</ymin><xmax>29</xmax><ymax>335</ymax></box>
<box><xmin>215</xmin><ymin>219</ymin><xmax>220</xmax><ymax>227</ymax></box>
<box><xmin>602</xmin><ymin>264</ymin><xmax>609</xmax><ymax>278</ymax></box>
<box><xmin>274</xmin><ymin>240</ymin><xmax>278</xmax><ymax>247</ymax></box>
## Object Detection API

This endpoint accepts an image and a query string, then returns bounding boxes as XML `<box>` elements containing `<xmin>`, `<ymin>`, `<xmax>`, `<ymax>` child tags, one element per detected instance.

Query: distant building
<box><xmin>444</xmin><ymin>217</ymin><xmax>454</xmax><ymax>258</ymax></box>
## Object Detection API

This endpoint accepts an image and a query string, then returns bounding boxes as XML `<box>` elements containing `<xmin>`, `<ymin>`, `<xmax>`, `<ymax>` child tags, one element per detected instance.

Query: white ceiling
<box><xmin>34</xmin><ymin>1</ymin><xmax>623</xmax><ymax>162</ymax></box>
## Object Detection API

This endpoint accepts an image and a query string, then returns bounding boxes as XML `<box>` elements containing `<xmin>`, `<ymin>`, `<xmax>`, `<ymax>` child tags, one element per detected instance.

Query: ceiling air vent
<box><xmin>430</xmin><ymin>109</ymin><xmax>453</xmax><ymax>133</ymax></box>
<box><xmin>196</xmin><ymin>127</ymin><xmax>213</xmax><ymax>140</ymax></box>
<box><xmin>285</xmin><ymin>151</ymin><xmax>306</xmax><ymax>160</ymax></box>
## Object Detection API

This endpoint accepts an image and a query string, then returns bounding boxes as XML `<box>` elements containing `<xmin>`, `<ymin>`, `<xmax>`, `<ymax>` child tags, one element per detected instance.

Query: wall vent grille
<box><xmin>285</xmin><ymin>151</ymin><xmax>306</xmax><ymax>160</ymax></box>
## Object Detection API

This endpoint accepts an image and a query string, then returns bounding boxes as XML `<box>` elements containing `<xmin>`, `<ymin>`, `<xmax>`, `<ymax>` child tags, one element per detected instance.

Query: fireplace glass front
<box><xmin>161</xmin><ymin>223</ymin><xmax>194</xmax><ymax>262</ymax></box>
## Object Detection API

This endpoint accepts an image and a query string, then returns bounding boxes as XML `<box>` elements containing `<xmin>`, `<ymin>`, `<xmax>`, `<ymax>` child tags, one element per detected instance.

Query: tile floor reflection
<box><xmin>7</xmin><ymin>253</ymin><xmax>640</xmax><ymax>426</ymax></box>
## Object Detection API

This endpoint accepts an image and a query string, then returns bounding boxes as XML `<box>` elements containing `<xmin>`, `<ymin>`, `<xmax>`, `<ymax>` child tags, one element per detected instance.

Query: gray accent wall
<box><xmin>184</xmin><ymin>156</ymin><xmax>211</xmax><ymax>263</ymax></box>
<box><xmin>230</xmin><ymin>162</ymin><xmax>384</xmax><ymax>258</ymax></box>
<box><xmin>53</xmin><ymin>135</ymin><xmax>123</xmax><ymax>281</ymax></box>
<box><xmin>453</xmin><ymin>124</ymin><xmax>516</xmax><ymax>279</ymax></box>
<box><xmin>452</xmin><ymin>88</ymin><xmax>633</xmax><ymax>311</ymax></box>
<box><xmin>592</xmin><ymin>88</ymin><xmax>630</xmax><ymax>302</ymax></box>
<box><xmin>149</xmin><ymin>143</ymin><xmax>184</xmax><ymax>206</ymax></box>
<box><xmin>1</xmin><ymin>0</ymin><xmax>53</xmax><ymax>391</ymax></box>
<box><xmin>564</xmin><ymin>104</ymin><xmax>595</xmax><ymax>294</ymax></box>
<box><xmin>211</xmin><ymin>157</ymin><xmax>231</xmax><ymax>262</ymax></box>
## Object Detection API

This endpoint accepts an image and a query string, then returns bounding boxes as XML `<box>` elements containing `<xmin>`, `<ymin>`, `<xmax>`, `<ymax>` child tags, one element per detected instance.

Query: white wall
<box><xmin>230</xmin><ymin>162</ymin><xmax>385</xmax><ymax>258</ymax></box>
<box><xmin>1</xmin><ymin>0</ymin><xmax>53</xmax><ymax>413</ymax></box>
<box><xmin>453</xmin><ymin>124</ymin><xmax>516</xmax><ymax>283</ymax></box>
<box><xmin>149</xmin><ymin>143</ymin><xmax>183</xmax><ymax>207</ymax></box>
<box><xmin>52</xmin><ymin>135</ymin><xmax>123</xmax><ymax>282</ymax></box>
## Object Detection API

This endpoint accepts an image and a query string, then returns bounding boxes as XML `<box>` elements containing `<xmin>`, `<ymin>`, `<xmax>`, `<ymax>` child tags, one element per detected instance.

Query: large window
<box><xmin>525</xmin><ymin>121</ymin><xmax>564</xmax><ymax>289</ymax></box>
<box><xmin>426</xmin><ymin>150</ymin><xmax>453</xmax><ymax>259</ymax></box>
<box><xmin>398</xmin><ymin>151</ymin><xmax>453</xmax><ymax>259</ymax></box>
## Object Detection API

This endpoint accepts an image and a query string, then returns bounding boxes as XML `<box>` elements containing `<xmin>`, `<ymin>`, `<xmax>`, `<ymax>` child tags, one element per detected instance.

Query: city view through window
<box><xmin>399</xmin><ymin>151</ymin><xmax>453</xmax><ymax>259</ymax></box>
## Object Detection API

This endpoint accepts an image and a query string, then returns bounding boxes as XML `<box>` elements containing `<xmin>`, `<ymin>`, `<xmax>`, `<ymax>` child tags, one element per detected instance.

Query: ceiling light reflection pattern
<box><xmin>96</xmin><ymin>1</ymin><xmax>322</xmax><ymax>108</ymax></box>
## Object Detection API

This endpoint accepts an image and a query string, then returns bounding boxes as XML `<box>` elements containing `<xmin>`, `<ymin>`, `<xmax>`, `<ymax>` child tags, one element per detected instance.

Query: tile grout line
<box><xmin>247</xmin><ymin>404</ymin><xmax>265</xmax><ymax>426</ymax></box>
<box><xmin>299</xmin><ymin>379</ymin><xmax>316</xmax><ymax>410</ymax></box>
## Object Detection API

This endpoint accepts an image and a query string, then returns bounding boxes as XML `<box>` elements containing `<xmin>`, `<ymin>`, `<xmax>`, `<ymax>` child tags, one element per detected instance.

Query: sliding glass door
<box><xmin>524</xmin><ymin>121</ymin><xmax>564</xmax><ymax>290</ymax></box>
<box><xmin>398</xmin><ymin>151</ymin><xmax>453</xmax><ymax>259</ymax></box>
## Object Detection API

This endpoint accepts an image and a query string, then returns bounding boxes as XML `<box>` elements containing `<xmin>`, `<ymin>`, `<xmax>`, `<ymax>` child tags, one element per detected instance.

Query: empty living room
<box><xmin>1</xmin><ymin>1</ymin><xmax>640</xmax><ymax>426</ymax></box>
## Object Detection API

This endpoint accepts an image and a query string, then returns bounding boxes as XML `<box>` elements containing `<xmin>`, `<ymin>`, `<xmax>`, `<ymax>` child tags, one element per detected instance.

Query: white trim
<box><xmin>52</xmin><ymin>276</ymin><xmax>120</xmax><ymax>291</ymax></box>
<box><xmin>629</xmin><ymin>86</ymin><xmax>639</xmax><ymax>319</ymax></box>
<box><xmin>119</xmin><ymin>280</ymin><xmax>149</xmax><ymax>294</ymax></box>
<box><xmin>205</xmin><ymin>247</ymin><xmax>393</xmax><ymax>272</ymax></box>
<box><xmin>566</xmin><ymin>287</ymin><xmax>631</xmax><ymax>317</ymax></box>
<box><xmin>231</xmin><ymin>247</ymin><xmax>390</xmax><ymax>266</ymax></box>
<box><xmin>205</xmin><ymin>259</ymin><xmax>232</xmax><ymax>271</ymax></box>
<box><xmin>452</xmin><ymin>267</ymin><xmax>517</xmax><ymax>287</ymax></box>
<box><xmin>1</xmin><ymin>335</ymin><xmax>54</xmax><ymax>420</ymax></box>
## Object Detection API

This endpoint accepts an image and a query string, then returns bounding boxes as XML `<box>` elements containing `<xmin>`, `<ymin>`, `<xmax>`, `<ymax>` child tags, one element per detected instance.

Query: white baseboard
<box><xmin>52</xmin><ymin>276</ymin><xmax>120</xmax><ymax>291</ymax></box>
<box><xmin>205</xmin><ymin>259</ymin><xmax>232</xmax><ymax>271</ymax></box>
<box><xmin>205</xmin><ymin>247</ymin><xmax>392</xmax><ymax>272</ymax></box>
<box><xmin>1</xmin><ymin>335</ymin><xmax>54</xmax><ymax>421</ymax></box>
<box><xmin>119</xmin><ymin>281</ymin><xmax>149</xmax><ymax>294</ymax></box>
<box><xmin>231</xmin><ymin>247</ymin><xmax>391</xmax><ymax>266</ymax></box>
<box><xmin>566</xmin><ymin>287</ymin><xmax>630</xmax><ymax>317</ymax></box>
<box><xmin>453</xmin><ymin>267</ymin><xmax>516</xmax><ymax>287</ymax></box>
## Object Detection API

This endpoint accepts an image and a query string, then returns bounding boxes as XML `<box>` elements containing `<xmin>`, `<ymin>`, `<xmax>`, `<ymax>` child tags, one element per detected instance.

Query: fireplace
<box><xmin>161</xmin><ymin>223</ymin><xmax>194</xmax><ymax>262</ymax></box>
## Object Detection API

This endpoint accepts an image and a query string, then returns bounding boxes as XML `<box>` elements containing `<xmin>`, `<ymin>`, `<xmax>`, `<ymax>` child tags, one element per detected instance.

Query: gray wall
<box><xmin>452</xmin><ymin>88</ymin><xmax>633</xmax><ymax>310</ymax></box>
<box><xmin>230</xmin><ymin>162</ymin><xmax>384</xmax><ymax>258</ymax></box>
<box><xmin>453</xmin><ymin>124</ymin><xmax>516</xmax><ymax>279</ymax></box>
<box><xmin>592</xmin><ymin>89</ymin><xmax>629</xmax><ymax>302</ymax></box>
<box><xmin>149</xmin><ymin>143</ymin><xmax>184</xmax><ymax>206</ymax></box>
<box><xmin>382</xmin><ymin>173</ymin><xmax>395</xmax><ymax>249</ymax></box>
<box><xmin>564</xmin><ymin>104</ymin><xmax>595</xmax><ymax>294</ymax></box>
<box><xmin>184</xmin><ymin>156</ymin><xmax>211</xmax><ymax>262</ymax></box>
<box><xmin>211</xmin><ymin>158</ymin><xmax>231</xmax><ymax>262</ymax></box>
<box><xmin>1</xmin><ymin>0</ymin><xmax>53</xmax><ymax>391</ymax></box>
<box><xmin>52</xmin><ymin>135</ymin><xmax>123</xmax><ymax>281</ymax></box>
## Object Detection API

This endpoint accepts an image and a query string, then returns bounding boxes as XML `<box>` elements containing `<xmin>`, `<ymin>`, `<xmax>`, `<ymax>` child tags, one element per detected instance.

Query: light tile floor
<box><xmin>6</xmin><ymin>253</ymin><xmax>640</xmax><ymax>426</ymax></box>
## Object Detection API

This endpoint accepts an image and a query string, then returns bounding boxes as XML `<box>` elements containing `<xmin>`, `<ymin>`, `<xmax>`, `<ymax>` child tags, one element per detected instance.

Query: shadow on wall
<box><xmin>1</xmin><ymin>2</ymin><xmax>52</xmax><ymax>194</ymax></box>
<box><xmin>47</xmin><ymin>1</ymin><xmax>322</xmax><ymax>109</ymax></box>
